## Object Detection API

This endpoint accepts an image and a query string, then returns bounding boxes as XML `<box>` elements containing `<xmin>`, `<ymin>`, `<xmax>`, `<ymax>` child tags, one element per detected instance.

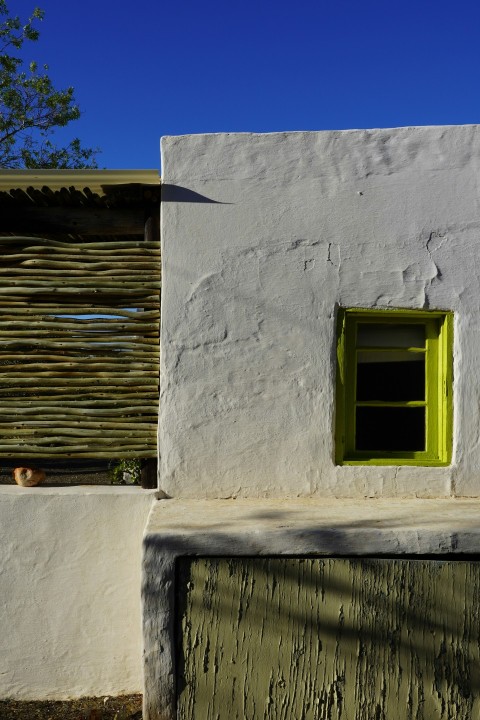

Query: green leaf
<box><xmin>0</xmin><ymin>1</ymin><xmax>100</xmax><ymax>168</ymax></box>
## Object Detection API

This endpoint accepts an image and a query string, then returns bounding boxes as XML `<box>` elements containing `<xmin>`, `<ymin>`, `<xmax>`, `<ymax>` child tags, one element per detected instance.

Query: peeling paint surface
<box><xmin>160</xmin><ymin>126</ymin><xmax>480</xmax><ymax>498</ymax></box>
<box><xmin>177</xmin><ymin>558</ymin><xmax>480</xmax><ymax>720</ymax></box>
<box><xmin>141</xmin><ymin>497</ymin><xmax>480</xmax><ymax>719</ymax></box>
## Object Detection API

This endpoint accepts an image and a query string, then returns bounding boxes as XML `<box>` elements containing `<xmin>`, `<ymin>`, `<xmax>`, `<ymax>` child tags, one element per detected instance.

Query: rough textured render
<box><xmin>160</xmin><ymin>126</ymin><xmax>480</xmax><ymax>499</ymax></box>
<box><xmin>142</xmin><ymin>496</ymin><xmax>480</xmax><ymax>720</ymax></box>
<box><xmin>0</xmin><ymin>486</ymin><xmax>154</xmax><ymax>700</ymax></box>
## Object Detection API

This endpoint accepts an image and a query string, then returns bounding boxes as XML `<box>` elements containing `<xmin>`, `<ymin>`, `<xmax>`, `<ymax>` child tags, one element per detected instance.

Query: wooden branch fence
<box><xmin>0</xmin><ymin>236</ymin><xmax>160</xmax><ymax>458</ymax></box>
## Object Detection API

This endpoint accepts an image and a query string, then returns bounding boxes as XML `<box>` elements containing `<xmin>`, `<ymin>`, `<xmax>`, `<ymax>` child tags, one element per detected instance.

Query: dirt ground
<box><xmin>0</xmin><ymin>694</ymin><xmax>142</xmax><ymax>720</ymax></box>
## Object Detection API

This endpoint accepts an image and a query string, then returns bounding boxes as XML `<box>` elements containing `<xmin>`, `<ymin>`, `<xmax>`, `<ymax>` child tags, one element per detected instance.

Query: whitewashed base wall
<box><xmin>0</xmin><ymin>486</ymin><xmax>155</xmax><ymax>700</ymax></box>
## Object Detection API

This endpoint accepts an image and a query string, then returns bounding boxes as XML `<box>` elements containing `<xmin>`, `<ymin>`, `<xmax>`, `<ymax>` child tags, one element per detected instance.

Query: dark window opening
<box><xmin>356</xmin><ymin>355</ymin><xmax>425</xmax><ymax>402</ymax></box>
<box><xmin>355</xmin><ymin>407</ymin><xmax>425</xmax><ymax>452</ymax></box>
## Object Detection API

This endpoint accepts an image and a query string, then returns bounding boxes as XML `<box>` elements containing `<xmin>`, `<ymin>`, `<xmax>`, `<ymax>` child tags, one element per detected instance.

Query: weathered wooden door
<box><xmin>176</xmin><ymin>558</ymin><xmax>480</xmax><ymax>719</ymax></box>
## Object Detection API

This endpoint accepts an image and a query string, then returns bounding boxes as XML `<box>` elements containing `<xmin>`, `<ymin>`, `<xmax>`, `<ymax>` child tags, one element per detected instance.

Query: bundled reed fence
<box><xmin>0</xmin><ymin>236</ymin><xmax>160</xmax><ymax>458</ymax></box>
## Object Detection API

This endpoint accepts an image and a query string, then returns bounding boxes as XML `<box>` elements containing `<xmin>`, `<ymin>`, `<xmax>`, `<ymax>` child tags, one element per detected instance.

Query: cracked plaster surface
<box><xmin>160</xmin><ymin>126</ymin><xmax>480</xmax><ymax>498</ymax></box>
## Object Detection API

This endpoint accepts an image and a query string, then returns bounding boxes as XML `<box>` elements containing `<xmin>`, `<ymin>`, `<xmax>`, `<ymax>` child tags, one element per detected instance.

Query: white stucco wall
<box><xmin>160</xmin><ymin>125</ymin><xmax>480</xmax><ymax>499</ymax></box>
<box><xmin>0</xmin><ymin>486</ymin><xmax>154</xmax><ymax>700</ymax></box>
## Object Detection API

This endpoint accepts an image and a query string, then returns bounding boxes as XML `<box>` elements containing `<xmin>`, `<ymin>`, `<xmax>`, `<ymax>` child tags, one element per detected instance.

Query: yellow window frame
<box><xmin>335</xmin><ymin>308</ymin><xmax>453</xmax><ymax>466</ymax></box>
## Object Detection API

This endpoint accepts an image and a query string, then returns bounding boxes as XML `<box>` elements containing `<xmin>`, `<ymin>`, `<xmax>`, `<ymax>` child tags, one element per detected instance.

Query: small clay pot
<box><xmin>13</xmin><ymin>467</ymin><xmax>46</xmax><ymax>487</ymax></box>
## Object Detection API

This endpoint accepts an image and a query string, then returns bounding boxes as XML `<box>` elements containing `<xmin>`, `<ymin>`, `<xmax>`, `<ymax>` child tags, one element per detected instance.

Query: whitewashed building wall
<box><xmin>160</xmin><ymin>126</ymin><xmax>480</xmax><ymax>499</ymax></box>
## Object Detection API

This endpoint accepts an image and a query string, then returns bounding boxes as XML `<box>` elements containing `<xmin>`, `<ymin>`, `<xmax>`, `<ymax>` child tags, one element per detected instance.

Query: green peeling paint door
<box><xmin>176</xmin><ymin>558</ymin><xmax>480</xmax><ymax>720</ymax></box>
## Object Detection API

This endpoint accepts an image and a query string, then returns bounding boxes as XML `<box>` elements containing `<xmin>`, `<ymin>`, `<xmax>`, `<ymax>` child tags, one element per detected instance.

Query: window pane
<box><xmin>356</xmin><ymin>352</ymin><xmax>425</xmax><ymax>401</ymax></box>
<box><xmin>357</xmin><ymin>324</ymin><xmax>425</xmax><ymax>348</ymax></box>
<box><xmin>355</xmin><ymin>407</ymin><xmax>425</xmax><ymax>451</ymax></box>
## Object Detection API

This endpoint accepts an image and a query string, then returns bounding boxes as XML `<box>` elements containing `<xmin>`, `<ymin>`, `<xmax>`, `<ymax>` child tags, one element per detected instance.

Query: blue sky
<box><xmin>13</xmin><ymin>0</ymin><xmax>480</xmax><ymax>170</ymax></box>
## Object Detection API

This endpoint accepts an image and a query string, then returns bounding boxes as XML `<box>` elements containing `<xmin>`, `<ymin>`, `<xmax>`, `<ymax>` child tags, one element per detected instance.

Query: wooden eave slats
<box><xmin>0</xmin><ymin>169</ymin><xmax>161</xmax><ymax>238</ymax></box>
<box><xmin>0</xmin><ymin>169</ymin><xmax>160</xmax><ymax>197</ymax></box>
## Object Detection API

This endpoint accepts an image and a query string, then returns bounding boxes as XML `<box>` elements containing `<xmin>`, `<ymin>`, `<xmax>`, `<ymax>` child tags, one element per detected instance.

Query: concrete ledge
<box><xmin>144</xmin><ymin>496</ymin><xmax>480</xmax><ymax>554</ymax></box>
<box><xmin>0</xmin><ymin>484</ymin><xmax>157</xmax><ymax>496</ymax></box>
<box><xmin>142</xmin><ymin>497</ymin><xmax>480</xmax><ymax>719</ymax></box>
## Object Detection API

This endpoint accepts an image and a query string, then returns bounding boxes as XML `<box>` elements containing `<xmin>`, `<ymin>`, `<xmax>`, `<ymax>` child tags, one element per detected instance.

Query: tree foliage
<box><xmin>0</xmin><ymin>1</ymin><xmax>99</xmax><ymax>168</ymax></box>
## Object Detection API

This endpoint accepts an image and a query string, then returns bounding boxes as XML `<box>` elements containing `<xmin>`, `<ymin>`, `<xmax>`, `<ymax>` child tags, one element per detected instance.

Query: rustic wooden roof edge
<box><xmin>0</xmin><ymin>169</ymin><xmax>160</xmax><ymax>196</ymax></box>
<box><xmin>0</xmin><ymin>170</ymin><xmax>161</xmax><ymax>236</ymax></box>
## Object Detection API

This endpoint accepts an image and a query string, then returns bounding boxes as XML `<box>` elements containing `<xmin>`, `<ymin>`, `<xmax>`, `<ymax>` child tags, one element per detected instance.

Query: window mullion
<box><xmin>356</xmin><ymin>401</ymin><xmax>427</xmax><ymax>407</ymax></box>
<box><xmin>344</xmin><ymin>318</ymin><xmax>357</xmax><ymax>457</ymax></box>
<box><xmin>425</xmin><ymin>320</ymin><xmax>438</xmax><ymax>460</ymax></box>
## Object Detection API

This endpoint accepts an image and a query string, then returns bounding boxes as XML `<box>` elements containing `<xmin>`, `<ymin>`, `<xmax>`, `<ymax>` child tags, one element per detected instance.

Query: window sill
<box><xmin>340</xmin><ymin>459</ymin><xmax>450</xmax><ymax>466</ymax></box>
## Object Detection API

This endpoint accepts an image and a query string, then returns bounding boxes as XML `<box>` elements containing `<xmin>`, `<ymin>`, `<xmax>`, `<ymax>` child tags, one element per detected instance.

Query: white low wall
<box><xmin>0</xmin><ymin>486</ymin><xmax>155</xmax><ymax>700</ymax></box>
